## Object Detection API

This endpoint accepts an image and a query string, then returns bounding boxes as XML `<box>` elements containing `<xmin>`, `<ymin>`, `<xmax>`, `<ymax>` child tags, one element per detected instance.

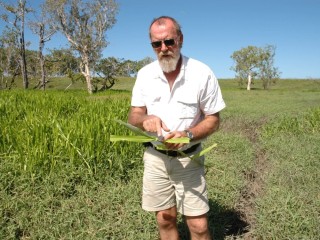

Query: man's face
<box><xmin>150</xmin><ymin>21</ymin><xmax>182</xmax><ymax>73</ymax></box>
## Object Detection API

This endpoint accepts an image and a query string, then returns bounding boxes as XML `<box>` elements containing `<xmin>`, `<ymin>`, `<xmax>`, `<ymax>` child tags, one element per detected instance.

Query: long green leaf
<box><xmin>115</xmin><ymin>120</ymin><xmax>153</xmax><ymax>138</ymax></box>
<box><xmin>165</xmin><ymin>137</ymin><xmax>190</xmax><ymax>143</ymax></box>
<box><xmin>111</xmin><ymin>120</ymin><xmax>217</xmax><ymax>161</ymax></box>
<box><xmin>110</xmin><ymin>135</ymin><xmax>154</xmax><ymax>142</ymax></box>
<box><xmin>112</xmin><ymin>120</ymin><xmax>190</xmax><ymax>144</ymax></box>
<box><xmin>190</xmin><ymin>143</ymin><xmax>218</xmax><ymax>160</ymax></box>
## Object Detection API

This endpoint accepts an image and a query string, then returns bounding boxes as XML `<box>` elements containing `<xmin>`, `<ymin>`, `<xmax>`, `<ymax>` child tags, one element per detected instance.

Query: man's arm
<box><xmin>163</xmin><ymin>112</ymin><xmax>220</xmax><ymax>149</ymax></box>
<box><xmin>187</xmin><ymin>112</ymin><xmax>220</xmax><ymax>141</ymax></box>
<box><xmin>128</xmin><ymin>106</ymin><xmax>148</xmax><ymax>129</ymax></box>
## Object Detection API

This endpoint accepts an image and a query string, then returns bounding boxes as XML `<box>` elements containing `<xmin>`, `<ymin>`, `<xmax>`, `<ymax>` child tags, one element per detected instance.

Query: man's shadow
<box><xmin>177</xmin><ymin>199</ymin><xmax>249</xmax><ymax>240</ymax></box>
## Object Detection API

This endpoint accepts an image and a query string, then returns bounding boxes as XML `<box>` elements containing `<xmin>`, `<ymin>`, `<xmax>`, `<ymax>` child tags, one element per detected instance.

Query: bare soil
<box><xmin>222</xmin><ymin>118</ymin><xmax>270</xmax><ymax>239</ymax></box>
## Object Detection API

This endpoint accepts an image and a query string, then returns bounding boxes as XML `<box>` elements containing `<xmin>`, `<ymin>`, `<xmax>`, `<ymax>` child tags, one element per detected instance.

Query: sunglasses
<box><xmin>151</xmin><ymin>38</ymin><xmax>176</xmax><ymax>48</ymax></box>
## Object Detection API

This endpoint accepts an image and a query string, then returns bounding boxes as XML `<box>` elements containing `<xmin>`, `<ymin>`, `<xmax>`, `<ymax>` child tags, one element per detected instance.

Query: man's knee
<box><xmin>156</xmin><ymin>209</ymin><xmax>177</xmax><ymax>229</ymax></box>
<box><xmin>186</xmin><ymin>214</ymin><xmax>209</xmax><ymax>235</ymax></box>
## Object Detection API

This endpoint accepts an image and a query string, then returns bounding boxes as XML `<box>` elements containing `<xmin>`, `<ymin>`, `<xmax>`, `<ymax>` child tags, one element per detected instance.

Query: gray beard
<box><xmin>159</xmin><ymin>55</ymin><xmax>180</xmax><ymax>73</ymax></box>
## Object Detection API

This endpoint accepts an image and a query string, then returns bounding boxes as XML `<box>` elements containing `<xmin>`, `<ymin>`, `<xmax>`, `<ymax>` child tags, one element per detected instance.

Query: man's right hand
<box><xmin>142</xmin><ymin>115</ymin><xmax>170</xmax><ymax>138</ymax></box>
<box><xmin>128</xmin><ymin>107</ymin><xmax>170</xmax><ymax>138</ymax></box>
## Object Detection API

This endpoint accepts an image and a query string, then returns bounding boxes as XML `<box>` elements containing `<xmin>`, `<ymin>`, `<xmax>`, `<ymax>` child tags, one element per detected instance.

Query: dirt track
<box><xmin>222</xmin><ymin>119</ymin><xmax>269</xmax><ymax>239</ymax></box>
<box><xmin>237</xmin><ymin>120</ymin><xmax>269</xmax><ymax>239</ymax></box>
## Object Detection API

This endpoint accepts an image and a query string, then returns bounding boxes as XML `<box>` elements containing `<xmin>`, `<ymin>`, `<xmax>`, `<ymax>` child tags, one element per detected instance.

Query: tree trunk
<box><xmin>39</xmin><ymin>49</ymin><xmax>46</xmax><ymax>90</ymax></box>
<box><xmin>39</xmin><ymin>25</ymin><xmax>46</xmax><ymax>90</ymax></box>
<box><xmin>247</xmin><ymin>73</ymin><xmax>252</xmax><ymax>90</ymax></box>
<box><xmin>20</xmin><ymin>0</ymin><xmax>28</xmax><ymax>89</ymax></box>
<box><xmin>20</xmin><ymin>28</ymin><xmax>28</xmax><ymax>89</ymax></box>
<box><xmin>81</xmin><ymin>56</ymin><xmax>94</xmax><ymax>94</ymax></box>
<box><xmin>84</xmin><ymin>69</ymin><xmax>93</xmax><ymax>94</ymax></box>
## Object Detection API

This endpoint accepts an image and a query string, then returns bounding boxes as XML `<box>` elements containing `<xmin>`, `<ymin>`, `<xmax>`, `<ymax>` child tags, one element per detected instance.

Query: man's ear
<box><xmin>179</xmin><ymin>33</ymin><xmax>184</xmax><ymax>47</ymax></box>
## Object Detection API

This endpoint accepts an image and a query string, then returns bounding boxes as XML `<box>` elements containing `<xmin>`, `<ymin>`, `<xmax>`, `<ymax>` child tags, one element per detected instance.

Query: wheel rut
<box><xmin>220</xmin><ymin>118</ymin><xmax>270</xmax><ymax>239</ymax></box>
<box><xmin>235</xmin><ymin>120</ymin><xmax>269</xmax><ymax>239</ymax></box>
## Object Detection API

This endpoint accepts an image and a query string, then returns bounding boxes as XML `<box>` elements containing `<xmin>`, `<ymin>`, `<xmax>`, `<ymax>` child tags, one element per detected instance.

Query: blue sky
<box><xmin>1</xmin><ymin>0</ymin><xmax>320</xmax><ymax>78</ymax></box>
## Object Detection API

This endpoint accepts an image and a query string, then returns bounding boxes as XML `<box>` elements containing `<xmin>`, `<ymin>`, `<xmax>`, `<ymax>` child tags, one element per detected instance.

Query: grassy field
<box><xmin>0</xmin><ymin>78</ymin><xmax>319</xmax><ymax>239</ymax></box>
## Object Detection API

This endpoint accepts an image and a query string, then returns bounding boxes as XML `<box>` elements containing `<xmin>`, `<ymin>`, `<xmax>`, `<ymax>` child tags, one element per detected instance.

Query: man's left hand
<box><xmin>163</xmin><ymin>131</ymin><xmax>187</xmax><ymax>150</ymax></box>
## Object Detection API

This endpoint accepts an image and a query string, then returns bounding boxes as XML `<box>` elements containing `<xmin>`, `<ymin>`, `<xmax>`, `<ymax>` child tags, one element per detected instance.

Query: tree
<box><xmin>46</xmin><ymin>48</ymin><xmax>79</xmax><ymax>77</ymax></box>
<box><xmin>47</xmin><ymin>49</ymin><xmax>77</xmax><ymax>76</ymax></box>
<box><xmin>0</xmin><ymin>0</ymin><xmax>32</xmax><ymax>89</ymax></box>
<box><xmin>45</xmin><ymin>0</ymin><xmax>118</xmax><ymax>94</ymax></box>
<box><xmin>29</xmin><ymin>3</ymin><xmax>56</xmax><ymax>90</ymax></box>
<box><xmin>231</xmin><ymin>46</ymin><xmax>259</xmax><ymax>90</ymax></box>
<box><xmin>231</xmin><ymin>45</ymin><xmax>280</xmax><ymax>90</ymax></box>
<box><xmin>258</xmin><ymin>45</ymin><xmax>281</xmax><ymax>89</ymax></box>
<box><xmin>0</xmin><ymin>28</ymin><xmax>20</xmax><ymax>89</ymax></box>
<box><xmin>94</xmin><ymin>57</ymin><xmax>124</xmax><ymax>90</ymax></box>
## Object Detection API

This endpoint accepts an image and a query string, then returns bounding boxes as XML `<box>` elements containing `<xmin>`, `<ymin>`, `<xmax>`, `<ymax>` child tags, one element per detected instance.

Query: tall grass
<box><xmin>0</xmin><ymin>90</ymin><xmax>141</xmax><ymax>178</ymax></box>
<box><xmin>1</xmin><ymin>79</ymin><xmax>319</xmax><ymax>239</ymax></box>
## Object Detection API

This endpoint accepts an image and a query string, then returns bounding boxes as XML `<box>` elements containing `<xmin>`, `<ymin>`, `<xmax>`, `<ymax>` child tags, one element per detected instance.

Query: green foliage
<box><xmin>66</xmin><ymin>68</ymin><xmax>85</xmax><ymax>83</ymax></box>
<box><xmin>0</xmin><ymin>80</ymin><xmax>319</xmax><ymax>239</ymax></box>
<box><xmin>257</xmin><ymin>108</ymin><xmax>320</xmax><ymax>238</ymax></box>
<box><xmin>0</xmin><ymin>90</ymin><xmax>141</xmax><ymax>178</ymax></box>
<box><xmin>110</xmin><ymin>120</ymin><xmax>219</xmax><ymax>164</ymax></box>
<box><xmin>262</xmin><ymin>107</ymin><xmax>320</xmax><ymax>137</ymax></box>
<box><xmin>231</xmin><ymin>45</ymin><xmax>280</xmax><ymax>89</ymax></box>
<box><xmin>46</xmin><ymin>48</ymin><xmax>80</xmax><ymax>76</ymax></box>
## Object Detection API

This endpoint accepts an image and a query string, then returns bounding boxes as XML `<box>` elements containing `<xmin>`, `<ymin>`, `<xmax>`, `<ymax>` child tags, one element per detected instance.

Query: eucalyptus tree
<box><xmin>29</xmin><ymin>3</ymin><xmax>56</xmax><ymax>90</ymax></box>
<box><xmin>231</xmin><ymin>46</ymin><xmax>260</xmax><ymax>90</ymax></box>
<box><xmin>0</xmin><ymin>29</ymin><xmax>20</xmax><ymax>89</ymax></box>
<box><xmin>94</xmin><ymin>57</ymin><xmax>122</xmax><ymax>90</ymax></box>
<box><xmin>45</xmin><ymin>0</ymin><xmax>119</xmax><ymax>94</ymax></box>
<box><xmin>46</xmin><ymin>48</ymin><xmax>79</xmax><ymax>77</ymax></box>
<box><xmin>231</xmin><ymin>45</ymin><xmax>280</xmax><ymax>90</ymax></box>
<box><xmin>25</xmin><ymin>49</ymin><xmax>41</xmax><ymax>80</ymax></box>
<box><xmin>0</xmin><ymin>0</ymin><xmax>32</xmax><ymax>89</ymax></box>
<box><xmin>258</xmin><ymin>45</ymin><xmax>280</xmax><ymax>89</ymax></box>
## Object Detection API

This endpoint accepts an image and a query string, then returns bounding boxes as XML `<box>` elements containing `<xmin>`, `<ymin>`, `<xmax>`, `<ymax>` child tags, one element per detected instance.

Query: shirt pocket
<box><xmin>177</xmin><ymin>99</ymin><xmax>199</xmax><ymax>119</ymax></box>
<box><xmin>144</xmin><ymin>95</ymin><xmax>161</xmax><ymax>115</ymax></box>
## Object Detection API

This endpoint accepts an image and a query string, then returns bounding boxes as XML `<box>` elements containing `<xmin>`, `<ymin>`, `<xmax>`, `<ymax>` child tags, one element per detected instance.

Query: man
<box><xmin>128</xmin><ymin>16</ymin><xmax>226</xmax><ymax>240</ymax></box>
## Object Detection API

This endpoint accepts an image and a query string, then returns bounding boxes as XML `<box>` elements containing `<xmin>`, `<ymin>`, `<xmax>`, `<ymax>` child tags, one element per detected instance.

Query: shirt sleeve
<box><xmin>200</xmin><ymin>72</ymin><xmax>226</xmax><ymax>115</ymax></box>
<box><xmin>131</xmin><ymin>71</ymin><xmax>145</xmax><ymax>107</ymax></box>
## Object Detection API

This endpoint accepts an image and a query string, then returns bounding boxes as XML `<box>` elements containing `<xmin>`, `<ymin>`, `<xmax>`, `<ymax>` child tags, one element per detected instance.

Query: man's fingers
<box><xmin>163</xmin><ymin>131</ymin><xmax>187</xmax><ymax>149</ymax></box>
<box><xmin>142</xmin><ymin>116</ymin><xmax>170</xmax><ymax>138</ymax></box>
<box><xmin>155</xmin><ymin>119</ymin><xmax>163</xmax><ymax>137</ymax></box>
<box><xmin>161</xmin><ymin>121</ymin><xmax>170</xmax><ymax>132</ymax></box>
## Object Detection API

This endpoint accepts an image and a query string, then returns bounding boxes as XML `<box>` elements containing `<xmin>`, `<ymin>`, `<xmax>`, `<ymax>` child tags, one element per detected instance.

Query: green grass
<box><xmin>4</xmin><ymin>76</ymin><xmax>136</xmax><ymax>92</ymax></box>
<box><xmin>1</xmin><ymin>78</ymin><xmax>320</xmax><ymax>239</ymax></box>
<box><xmin>256</xmin><ymin>109</ymin><xmax>320</xmax><ymax>239</ymax></box>
<box><xmin>213</xmin><ymin>79</ymin><xmax>320</xmax><ymax>239</ymax></box>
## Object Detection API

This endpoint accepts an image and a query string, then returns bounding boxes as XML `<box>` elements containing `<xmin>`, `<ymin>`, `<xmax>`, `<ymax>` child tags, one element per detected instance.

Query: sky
<box><xmin>1</xmin><ymin>0</ymin><xmax>320</xmax><ymax>79</ymax></box>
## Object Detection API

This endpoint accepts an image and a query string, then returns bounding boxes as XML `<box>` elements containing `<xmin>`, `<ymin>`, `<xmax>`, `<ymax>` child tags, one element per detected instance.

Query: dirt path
<box><xmin>234</xmin><ymin>120</ymin><xmax>269</xmax><ymax>239</ymax></box>
<box><xmin>220</xmin><ymin>118</ymin><xmax>270</xmax><ymax>239</ymax></box>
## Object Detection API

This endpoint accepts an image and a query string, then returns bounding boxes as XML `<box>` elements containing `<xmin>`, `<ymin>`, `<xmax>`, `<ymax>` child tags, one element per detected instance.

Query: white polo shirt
<box><xmin>131</xmin><ymin>55</ymin><xmax>226</xmax><ymax>138</ymax></box>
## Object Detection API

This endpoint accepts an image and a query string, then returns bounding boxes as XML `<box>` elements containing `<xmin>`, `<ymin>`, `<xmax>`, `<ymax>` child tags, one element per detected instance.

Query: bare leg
<box><xmin>156</xmin><ymin>206</ymin><xmax>179</xmax><ymax>240</ymax></box>
<box><xmin>186</xmin><ymin>214</ymin><xmax>211</xmax><ymax>240</ymax></box>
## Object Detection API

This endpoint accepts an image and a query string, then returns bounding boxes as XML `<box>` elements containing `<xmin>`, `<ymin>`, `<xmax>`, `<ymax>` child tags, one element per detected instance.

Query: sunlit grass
<box><xmin>0</xmin><ymin>90</ymin><xmax>141</xmax><ymax>178</ymax></box>
<box><xmin>1</xmin><ymin>79</ymin><xmax>319</xmax><ymax>239</ymax></box>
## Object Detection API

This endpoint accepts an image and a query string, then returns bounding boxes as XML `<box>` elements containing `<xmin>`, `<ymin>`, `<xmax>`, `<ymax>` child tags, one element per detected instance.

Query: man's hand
<box><xmin>143</xmin><ymin>115</ymin><xmax>170</xmax><ymax>137</ymax></box>
<box><xmin>128</xmin><ymin>107</ymin><xmax>170</xmax><ymax>138</ymax></box>
<box><xmin>163</xmin><ymin>130</ymin><xmax>187</xmax><ymax>150</ymax></box>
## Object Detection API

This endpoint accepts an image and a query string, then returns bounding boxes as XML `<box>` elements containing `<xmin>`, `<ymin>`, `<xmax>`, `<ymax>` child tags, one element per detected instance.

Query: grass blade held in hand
<box><xmin>110</xmin><ymin>135</ymin><xmax>155</xmax><ymax>142</ymax></box>
<box><xmin>111</xmin><ymin>120</ymin><xmax>190</xmax><ymax>144</ymax></box>
<box><xmin>115</xmin><ymin>120</ymin><xmax>154</xmax><ymax>138</ymax></box>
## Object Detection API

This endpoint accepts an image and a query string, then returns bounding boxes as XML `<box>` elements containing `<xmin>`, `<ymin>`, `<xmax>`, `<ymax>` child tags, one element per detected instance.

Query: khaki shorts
<box><xmin>142</xmin><ymin>146</ymin><xmax>209</xmax><ymax>216</ymax></box>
